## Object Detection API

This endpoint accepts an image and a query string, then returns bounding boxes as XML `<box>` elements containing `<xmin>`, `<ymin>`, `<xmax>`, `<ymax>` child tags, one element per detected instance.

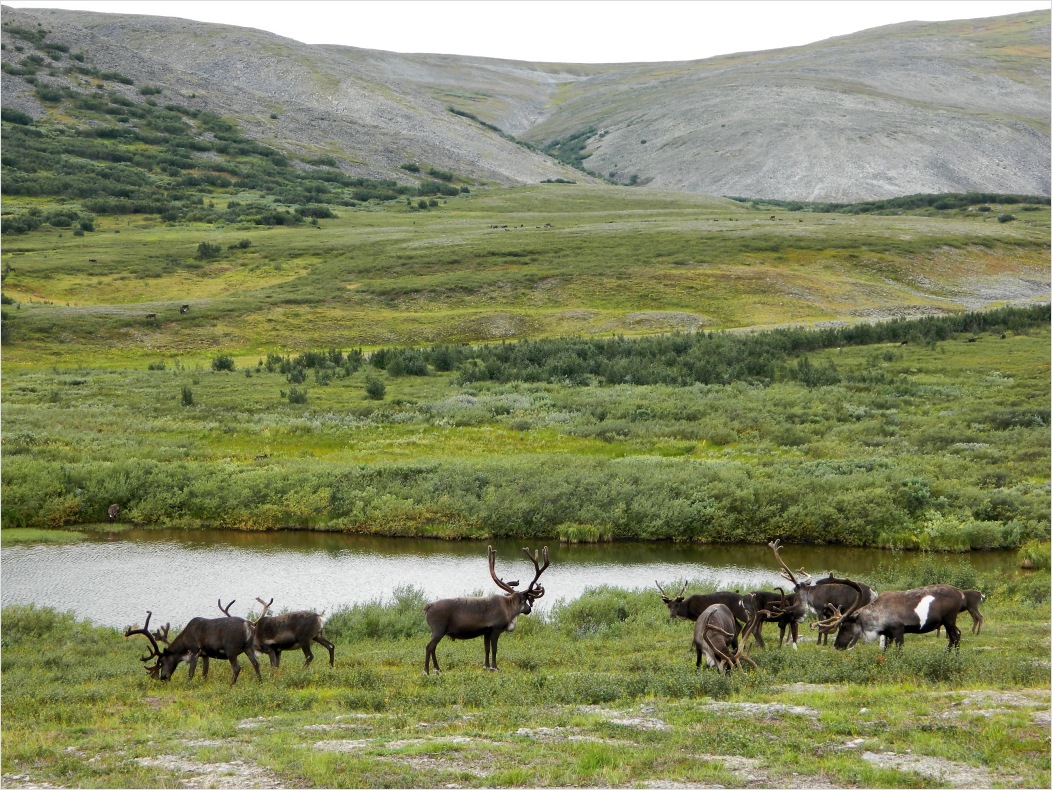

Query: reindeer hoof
<box><xmin>791</xmin><ymin>643</ymin><xmax>798</xmax><ymax>650</ymax></box>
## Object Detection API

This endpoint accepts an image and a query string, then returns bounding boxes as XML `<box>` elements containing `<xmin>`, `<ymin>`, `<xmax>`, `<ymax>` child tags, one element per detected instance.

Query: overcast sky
<box><xmin>3</xmin><ymin>1</ymin><xmax>1050</xmax><ymax>63</ymax></box>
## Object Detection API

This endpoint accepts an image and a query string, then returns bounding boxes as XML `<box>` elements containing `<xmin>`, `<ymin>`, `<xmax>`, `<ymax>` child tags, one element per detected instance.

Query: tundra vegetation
<box><xmin>1</xmin><ymin>554</ymin><xmax>1048</xmax><ymax>788</ymax></box>
<box><xmin>2</xmin><ymin>21</ymin><xmax>1050</xmax><ymax>789</ymax></box>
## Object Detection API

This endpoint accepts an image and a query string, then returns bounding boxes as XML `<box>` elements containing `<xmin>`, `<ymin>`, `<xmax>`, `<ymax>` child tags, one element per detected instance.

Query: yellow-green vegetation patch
<box><xmin>0</xmin><ymin>528</ymin><xmax>87</xmax><ymax>544</ymax></box>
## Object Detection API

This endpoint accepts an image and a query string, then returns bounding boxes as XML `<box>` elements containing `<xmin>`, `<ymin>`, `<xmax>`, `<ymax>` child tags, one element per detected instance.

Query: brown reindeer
<box><xmin>654</xmin><ymin>581</ymin><xmax>759</xmax><ymax>646</ymax></box>
<box><xmin>252</xmin><ymin>597</ymin><xmax>335</xmax><ymax>668</ymax></box>
<box><xmin>768</xmin><ymin>540</ymin><xmax>878</xmax><ymax>644</ymax></box>
<box><xmin>423</xmin><ymin>545</ymin><xmax>549</xmax><ymax>674</ymax></box>
<box><xmin>817</xmin><ymin>579</ymin><xmax>966</xmax><ymax>652</ymax></box>
<box><xmin>125</xmin><ymin>600</ymin><xmax>265</xmax><ymax>684</ymax></box>
<box><xmin>693</xmin><ymin>594</ymin><xmax>761</xmax><ymax>672</ymax></box>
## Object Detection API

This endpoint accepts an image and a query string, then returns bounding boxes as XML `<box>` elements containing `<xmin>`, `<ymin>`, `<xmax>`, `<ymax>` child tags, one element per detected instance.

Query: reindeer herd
<box><xmin>125</xmin><ymin>540</ymin><xmax>986</xmax><ymax>684</ymax></box>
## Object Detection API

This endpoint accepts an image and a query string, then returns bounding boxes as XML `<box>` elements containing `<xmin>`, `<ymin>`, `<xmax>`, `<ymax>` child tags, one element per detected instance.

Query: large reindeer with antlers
<box><xmin>693</xmin><ymin>594</ymin><xmax>761</xmax><ymax>672</ymax></box>
<box><xmin>124</xmin><ymin>600</ymin><xmax>264</xmax><ymax>684</ymax></box>
<box><xmin>766</xmin><ymin>540</ymin><xmax>878</xmax><ymax>643</ymax></box>
<box><xmin>816</xmin><ymin>578</ymin><xmax>967</xmax><ymax>652</ymax></box>
<box><xmin>423</xmin><ymin>545</ymin><xmax>549</xmax><ymax>675</ymax></box>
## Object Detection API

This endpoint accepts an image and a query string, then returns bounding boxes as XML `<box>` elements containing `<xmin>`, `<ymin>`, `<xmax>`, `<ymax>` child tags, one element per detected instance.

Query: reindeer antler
<box><xmin>488</xmin><ymin>546</ymin><xmax>521</xmax><ymax>594</ymax></box>
<box><xmin>218</xmin><ymin>599</ymin><xmax>236</xmax><ymax>617</ymax></box>
<box><xmin>655</xmin><ymin>580</ymin><xmax>688</xmax><ymax>602</ymax></box>
<box><xmin>523</xmin><ymin>546</ymin><xmax>550</xmax><ymax>600</ymax></box>
<box><xmin>124</xmin><ymin>610</ymin><xmax>164</xmax><ymax>676</ymax></box>
<box><xmin>768</xmin><ymin>540</ymin><xmax>811</xmax><ymax>586</ymax></box>
<box><xmin>255</xmin><ymin>597</ymin><xmax>274</xmax><ymax>620</ymax></box>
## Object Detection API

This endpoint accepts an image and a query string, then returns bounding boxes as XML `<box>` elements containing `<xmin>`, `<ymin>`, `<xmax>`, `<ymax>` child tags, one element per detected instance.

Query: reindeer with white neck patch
<box><xmin>819</xmin><ymin>578</ymin><xmax>967</xmax><ymax>652</ymax></box>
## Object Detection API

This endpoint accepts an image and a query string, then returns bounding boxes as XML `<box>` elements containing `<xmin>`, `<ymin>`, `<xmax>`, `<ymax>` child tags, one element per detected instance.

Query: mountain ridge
<box><xmin>1</xmin><ymin>5</ymin><xmax>1049</xmax><ymax>201</ymax></box>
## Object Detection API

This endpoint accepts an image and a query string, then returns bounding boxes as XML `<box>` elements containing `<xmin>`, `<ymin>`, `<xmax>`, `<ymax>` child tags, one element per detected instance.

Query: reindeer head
<box><xmin>488</xmin><ymin>545</ymin><xmax>550</xmax><ymax>616</ymax></box>
<box><xmin>655</xmin><ymin>580</ymin><xmax>689</xmax><ymax>619</ymax></box>
<box><xmin>125</xmin><ymin>611</ymin><xmax>176</xmax><ymax>681</ymax></box>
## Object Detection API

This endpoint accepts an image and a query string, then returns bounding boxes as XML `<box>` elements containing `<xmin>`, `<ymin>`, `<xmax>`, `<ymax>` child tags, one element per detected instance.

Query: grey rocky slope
<box><xmin>3</xmin><ymin>5</ymin><xmax>1049</xmax><ymax>201</ymax></box>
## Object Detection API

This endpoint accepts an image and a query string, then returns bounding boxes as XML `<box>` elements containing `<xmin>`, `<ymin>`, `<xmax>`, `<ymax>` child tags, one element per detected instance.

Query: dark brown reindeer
<box><xmin>655</xmin><ymin>581</ymin><xmax>761</xmax><ymax>647</ymax></box>
<box><xmin>936</xmin><ymin>589</ymin><xmax>986</xmax><ymax>637</ymax></box>
<box><xmin>693</xmin><ymin>594</ymin><xmax>761</xmax><ymax>672</ymax></box>
<box><xmin>424</xmin><ymin>545</ymin><xmax>549</xmax><ymax>675</ymax></box>
<box><xmin>124</xmin><ymin>600</ymin><xmax>264</xmax><ymax>684</ymax></box>
<box><xmin>252</xmin><ymin>597</ymin><xmax>335</xmax><ymax>668</ymax></box>
<box><xmin>768</xmin><ymin>540</ymin><xmax>878</xmax><ymax>643</ymax></box>
<box><xmin>818</xmin><ymin>578</ymin><xmax>967</xmax><ymax>652</ymax></box>
<box><xmin>749</xmin><ymin>587</ymin><xmax>806</xmax><ymax>648</ymax></box>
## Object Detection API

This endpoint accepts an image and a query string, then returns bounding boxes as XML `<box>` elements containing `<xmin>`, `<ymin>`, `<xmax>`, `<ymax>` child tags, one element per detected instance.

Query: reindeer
<box><xmin>693</xmin><ymin>594</ymin><xmax>761</xmax><ymax>672</ymax></box>
<box><xmin>936</xmin><ymin>589</ymin><xmax>985</xmax><ymax>637</ymax></box>
<box><xmin>251</xmin><ymin>597</ymin><xmax>335</xmax><ymax>668</ymax></box>
<box><xmin>768</xmin><ymin>540</ymin><xmax>878</xmax><ymax>644</ymax></box>
<box><xmin>107</xmin><ymin>504</ymin><xmax>120</xmax><ymax>522</ymax></box>
<box><xmin>818</xmin><ymin>579</ymin><xmax>967</xmax><ymax>652</ymax></box>
<box><xmin>124</xmin><ymin>600</ymin><xmax>264</xmax><ymax>684</ymax></box>
<box><xmin>655</xmin><ymin>581</ymin><xmax>760</xmax><ymax>647</ymax></box>
<box><xmin>424</xmin><ymin>545</ymin><xmax>549</xmax><ymax>674</ymax></box>
<box><xmin>749</xmin><ymin>587</ymin><xmax>805</xmax><ymax>649</ymax></box>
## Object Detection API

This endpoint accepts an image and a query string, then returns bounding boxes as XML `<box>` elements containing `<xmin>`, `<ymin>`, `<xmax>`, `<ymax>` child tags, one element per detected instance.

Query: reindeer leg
<box><xmin>425</xmin><ymin>635</ymin><xmax>442</xmax><ymax>675</ymax></box>
<box><xmin>186</xmin><ymin>652</ymin><xmax>200</xmax><ymax>682</ymax></box>
<box><xmin>246</xmin><ymin>647</ymin><xmax>262</xmax><ymax>681</ymax></box>
<box><xmin>314</xmin><ymin>634</ymin><xmax>336</xmax><ymax>667</ymax></box>
<box><xmin>489</xmin><ymin>631</ymin><xmax>501</xmax><ymax>671</ymax></box>
<box><xmin>229</xmin><ymin>657</ymin><xmax>241</xmax><ymax>685</ymax></box>
<box><xmin>302</xmin><ymin>642</ymin><xmax>314</xmax><ymax>668</ymax></box>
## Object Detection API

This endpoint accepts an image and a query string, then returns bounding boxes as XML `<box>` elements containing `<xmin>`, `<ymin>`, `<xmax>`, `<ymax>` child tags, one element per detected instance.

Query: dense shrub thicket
<box><xmin>730</xmin><ymin>193</ymin><xmax>1052</xmax><ymax>215</ymax></box>
<box><xmin>339</xmin><ymin>304</ymin><xmax>1049</xmax><ymax>388</ymax></box>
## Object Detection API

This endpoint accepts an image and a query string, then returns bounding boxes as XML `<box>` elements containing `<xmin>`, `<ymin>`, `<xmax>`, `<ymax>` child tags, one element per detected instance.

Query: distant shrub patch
<box><xmin>211</xmin><ymin>354</ymin><xmax>235</xmax><ymax>372</ymax></box>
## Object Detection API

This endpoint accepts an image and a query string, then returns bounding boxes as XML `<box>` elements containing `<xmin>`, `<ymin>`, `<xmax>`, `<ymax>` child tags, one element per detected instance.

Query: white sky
<box><xmin>3</xmin><ymin>1</ymin><xmax>1050</xmax><ymax>63</ymax></box>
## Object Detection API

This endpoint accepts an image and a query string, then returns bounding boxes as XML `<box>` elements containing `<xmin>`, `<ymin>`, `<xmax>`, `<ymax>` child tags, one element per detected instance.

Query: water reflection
<box><xmin>1</xmin><ymin>529</ymin><xmax>1016</xmax><ymax>629</ymax></box>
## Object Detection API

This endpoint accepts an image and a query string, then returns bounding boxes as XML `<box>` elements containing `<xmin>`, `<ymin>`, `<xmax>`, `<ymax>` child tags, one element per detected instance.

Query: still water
<box><xmin>1</xmin><ymin>529</ymin><xmax>1016</xmax><ymax>629</ymax></box>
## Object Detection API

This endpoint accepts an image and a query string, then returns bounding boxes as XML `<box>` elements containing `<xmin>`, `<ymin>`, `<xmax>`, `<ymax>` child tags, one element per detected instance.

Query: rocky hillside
<box><xmin>2</xmin><ymin>5</ymin><xmax>1049</xmax><ymax>201</ymax></box>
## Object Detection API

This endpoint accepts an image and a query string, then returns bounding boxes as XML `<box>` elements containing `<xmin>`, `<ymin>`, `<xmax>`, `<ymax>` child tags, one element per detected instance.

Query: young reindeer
<box><xmin>251</xmin><ymin>597</ymin><xmax>335</xmax><ymax>668</ymax></box>
<box><xmin>693</xmin><ymin>594</ymin><xmax>761</xmax><ymax>673</ymax></box>
<box><xmin>424</xmin><ymin>545</ymin><xmax>549</xmax><ymax>675</ymax></box>
<box><xmin>124</xmin><ymin>600</ymin><xmax>264</xmax><ymax>685</ymax></box>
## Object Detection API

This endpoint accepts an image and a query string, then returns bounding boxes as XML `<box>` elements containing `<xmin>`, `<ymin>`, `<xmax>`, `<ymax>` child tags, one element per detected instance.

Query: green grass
<box><xmin>0</xmin><ymin>527</ymin><xmax>87</xmax><ymax>544</ymax></box>
<box><xmin>2</xmin><ymin>573</ymin><xmax>1048</xmax><ymax>788</ymax></box>
<box><xmin>2</xmin><ymin>184</ymin><xmax>1048</xmax><ymax>363</ymax></box>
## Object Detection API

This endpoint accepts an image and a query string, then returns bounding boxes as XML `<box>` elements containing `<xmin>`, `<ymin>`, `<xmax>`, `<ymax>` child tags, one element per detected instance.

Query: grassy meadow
<box><xmin>2</xmin><ymin>184</ymin><xmax>1049</xmax><ymax>361</ymax></box>
<box><xmin>1</xmin><ymin>560</ymin><xmax>1049</xmax><ymax>789</ymax></box>
<box><xmin>2</xmin><ymin>186</ymin><xmax>1049</xmax><ymax>549</ymax></box>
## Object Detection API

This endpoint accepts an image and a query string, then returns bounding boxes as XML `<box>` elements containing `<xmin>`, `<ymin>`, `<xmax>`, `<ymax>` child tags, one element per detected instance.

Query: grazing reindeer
<box><xmin>107</xmin><ymin>504</ymin><xmax>121</xmax><ymax>522</ymax></box>
<box><xmin>252</xmin><ymin>597</ymin><xmax>335</xmax><ymax>668</ymax></box>
<box><xmin>818</xmin><ymin>578</ymin><xmax>967</xmax><ymax>652</ymax></box>
<box><xmin>693</xmin><ymin>594</ymin><xmax>761</xmax><ymax>672</ymax></box>
<box><xmin>124</xmin><ymin>600</ymin><xmax>264</xmax><ymax>684</ymax></box>
<box><xmin>424</xmin><ymin>545</ymin><xmax>549</xmax><ymax>675</ymax></box>
<box><xmin>768</xmin><ymin>540</ymin><xmax>878</xmax><ymax>643</ymax></box>
<box><xmin>655</xmin><ymin>581</ymin><xmax>760</xmax><ymax>647</ymax></box>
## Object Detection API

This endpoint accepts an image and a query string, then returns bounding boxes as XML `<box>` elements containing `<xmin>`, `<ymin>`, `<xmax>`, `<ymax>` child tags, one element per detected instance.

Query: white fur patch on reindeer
<box><xmin>507</xmin><ymin>616</ymin><xmax>518</xmax><ymax>632</ymax></box>
<box><xmin>913</xmin><ymin>595</ymin><xmax>935</xmax><ymax>627</ymax></box>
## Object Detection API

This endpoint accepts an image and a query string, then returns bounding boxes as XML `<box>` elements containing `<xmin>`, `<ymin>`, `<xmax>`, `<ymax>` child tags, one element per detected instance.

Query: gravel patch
<box><xmin>133</xmin><ymin>755</ymin><xmax>285</xmax><ymax>789</ymax></box>
<box><xmin>861</xmin><ymin>750</ymin><xmax>998</xmax><ymax>787</ymax></box>
<box><xmin>701</xmin><ymin>701</ymin><xmax>818</xmax><ymax>718</ymax></box>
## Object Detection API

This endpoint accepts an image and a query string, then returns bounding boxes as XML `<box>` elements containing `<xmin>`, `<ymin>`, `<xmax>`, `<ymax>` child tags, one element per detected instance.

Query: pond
<box><xmin>0</xmin><ymin>529</ymin><xmax>1016</xmax><ymax>629</ymax></box>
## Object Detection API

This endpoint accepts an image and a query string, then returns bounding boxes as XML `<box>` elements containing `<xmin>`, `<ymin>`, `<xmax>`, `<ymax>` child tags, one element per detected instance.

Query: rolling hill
<box><xmin>2</xmin><ymin>5</ymin><xmax>1049</xmax><ymax>201</ymax></box>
